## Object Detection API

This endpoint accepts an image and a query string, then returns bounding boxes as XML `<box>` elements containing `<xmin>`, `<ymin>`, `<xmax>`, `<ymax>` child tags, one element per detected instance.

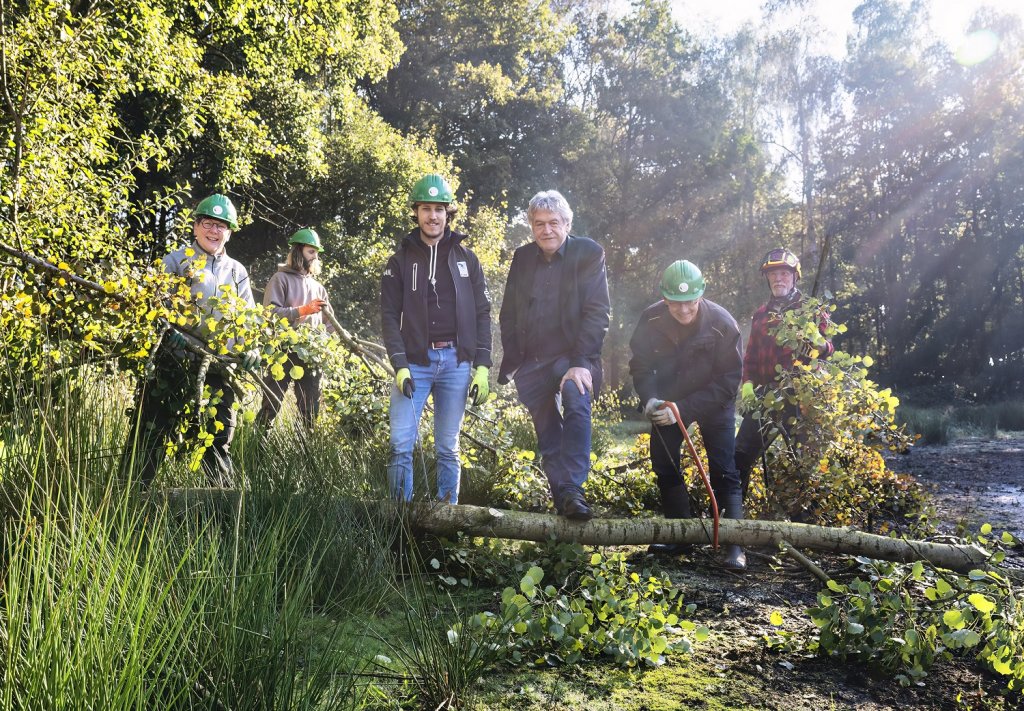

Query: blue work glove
<box><xmin>468</xmin><ymin>366</ymin><xmax>489</xmax><ymax>406</ymax></box>
<box><xmin>167</xmin><ymin>330</ymin><xmax>188</xmax><ymax>349</ymax></box>
<box><xmin>241</xmin><ymin>349</ymin><xmax>261</xmax><ymax>372</ymax></box>
<box><xmin>395</xmin><ymin>368</ymin><xmax>414</xmax><ymax>399</ymax></box>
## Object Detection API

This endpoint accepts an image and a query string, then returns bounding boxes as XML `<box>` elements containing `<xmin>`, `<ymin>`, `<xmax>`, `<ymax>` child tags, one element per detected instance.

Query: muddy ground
<box><xmin>642</xmin><ymin>436</ymin><xmax>1024</xmax><ymax>711</ymax></box>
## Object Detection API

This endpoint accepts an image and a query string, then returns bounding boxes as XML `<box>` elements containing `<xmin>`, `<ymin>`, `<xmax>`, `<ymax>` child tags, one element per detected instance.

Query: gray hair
<box><xmin>527</xmin><ymin>190</ymin><xmax>573</xmax><ymax>228</ymax></box>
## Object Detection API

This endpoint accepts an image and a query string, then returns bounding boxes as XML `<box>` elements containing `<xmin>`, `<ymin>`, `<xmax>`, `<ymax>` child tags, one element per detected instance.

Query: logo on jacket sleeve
<box><xmin>456</xmin><ymin>261</ymin><xmax>469</xmax><ymax>278</ymax></box>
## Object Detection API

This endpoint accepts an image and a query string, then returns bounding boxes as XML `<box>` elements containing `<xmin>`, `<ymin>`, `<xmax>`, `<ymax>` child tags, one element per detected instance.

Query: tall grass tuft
<box><xmin>897</xmin><ymin>406</ymin><xmax>952</xmax><ymax>445</ymax></box>
<box><xmin>898</xmin><ymin>400</ymin><xmax>1024</xmax><ymax>444</ymax></box>
<box><xmin>0</xmin><ymin>363</ymin><xmax>403</xmax><ymax>709</ymax></box>
<box><xmin>369</xmin><ymin>539</ymin><xmax>499</xmax><ymax>709</ymax></box>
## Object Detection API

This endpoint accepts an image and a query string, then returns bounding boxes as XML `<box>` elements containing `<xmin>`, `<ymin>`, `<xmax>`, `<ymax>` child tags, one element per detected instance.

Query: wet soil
<box><xmin>888</xmin><ymin>436</ymin><xmax>1024</xmax><ymax>544</ymax></box>
<box><xmin>659</xmin><ymin>436</ymin><xmax>1024</xmax><ymax>710</ymax></box>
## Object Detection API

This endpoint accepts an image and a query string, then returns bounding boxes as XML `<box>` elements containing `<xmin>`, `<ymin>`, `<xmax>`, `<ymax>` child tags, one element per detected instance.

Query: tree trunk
<box><xmin>402</xmin><ymin>503</ymin><xmax>987</xmax><ymax>572</ymax></box>
<box><xmin>156</xmin><ymin>491</ymin><xmax>989</xmax><ymax>573</ymax></box>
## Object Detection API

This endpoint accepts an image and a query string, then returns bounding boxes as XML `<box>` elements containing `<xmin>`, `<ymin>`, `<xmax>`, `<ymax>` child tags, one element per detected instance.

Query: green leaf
<box><xmin>961</xmin><ymin>630</ymin><xmax>981</xmax><ymax>647</ymax></box>
<box><xmin>980</xmin><ymin>523</ymin><xmax>992</xmax><ymax>535</ymax></box>
<box><xmin>847</xmin><ymin>622</ymin><xmax>864</xmax><ymax>635</ymax></box>
<box><xmin>968</xmin><ymin>593</ymin><xmax>995</xmax><ymax>614</ymax></box>
<box><xmin>942</xmin><ymin>609</ymin><xmax>964</xmax><ymax>629</ymax></box>
<box><xmin>770</xmin><ymin>611</ymin><xmax>784</xmax><ymax>626</ymax></box>
<box><xmin>289</xmin><ymin>364</ymin><xmax>304</xmax><ymax>379</ymax></box>
<box><xmin>826</xmin><ymin>580</ymin><xmax>846</xmax><ymax>593</ymax></box>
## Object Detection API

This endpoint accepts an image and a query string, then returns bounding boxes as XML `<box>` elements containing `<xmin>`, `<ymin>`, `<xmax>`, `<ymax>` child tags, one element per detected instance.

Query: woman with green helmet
<box><xmin>256</xmin><ymin>227</ymin><xmax>333</xmax><ymax>430</ymax></box>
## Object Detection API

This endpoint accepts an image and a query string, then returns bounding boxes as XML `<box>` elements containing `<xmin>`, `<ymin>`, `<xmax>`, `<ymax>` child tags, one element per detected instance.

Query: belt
<box><xmin>430</xmin><ymin>340</ymin><xmax>455</xmax><ymax>349</ymax></box>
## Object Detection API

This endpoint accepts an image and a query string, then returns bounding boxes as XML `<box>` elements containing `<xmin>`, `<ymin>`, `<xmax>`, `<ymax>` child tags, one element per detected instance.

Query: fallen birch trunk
<box><xmin>404</xmin><ymin>503</ymin><xmax>988</xmax><ymax>572</ymax></box>
<box><xmin>155</xmin><ymin>491</ymin><xmax>989</xmax><ymax>573</ymax></box>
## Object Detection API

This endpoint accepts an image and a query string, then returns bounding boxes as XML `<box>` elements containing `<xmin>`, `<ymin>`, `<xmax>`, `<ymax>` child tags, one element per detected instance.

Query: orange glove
<box><xmin>297</xmin><ymin>298</ymin><xmax>325</xmax><ymax>317</ymax></box>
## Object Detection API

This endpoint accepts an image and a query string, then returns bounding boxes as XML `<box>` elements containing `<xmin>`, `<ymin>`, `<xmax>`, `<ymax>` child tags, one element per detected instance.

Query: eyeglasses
<box><xmin>198</xmin><ymin>218</ymin><xmax>230</xmax><ymax>232</ymax></box>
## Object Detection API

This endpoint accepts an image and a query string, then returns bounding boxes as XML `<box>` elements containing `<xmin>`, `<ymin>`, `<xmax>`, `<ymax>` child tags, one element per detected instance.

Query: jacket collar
<box><xmin>767</xmin><ymin>288</ymin><xmax>802</xmax><ymax>313</ymax></box>
<box><xmin>402</xmin><ymin>227</ymin><xmax>464</xmax><ymax>252</ymax></box>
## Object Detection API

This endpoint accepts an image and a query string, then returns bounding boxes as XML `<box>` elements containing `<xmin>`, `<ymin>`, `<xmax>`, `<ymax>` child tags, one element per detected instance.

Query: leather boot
<box><xmin>721</xmin><ymin>491</ymin><xmax>747</xmax><ymax>571</ymax></box>
<box><xmin>648</xmin><ymin>484</ymin><xmax>692</xmax><ymax>555</ymax></box>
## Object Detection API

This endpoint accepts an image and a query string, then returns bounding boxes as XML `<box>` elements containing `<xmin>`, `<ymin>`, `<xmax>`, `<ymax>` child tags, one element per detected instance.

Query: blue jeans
<box><xmin>388</xmin><ymin>347</ymin><xmax>471</xmax><ymax>503</ymax></box>
<box><xmin>514</xmin><ymin>357</ymin><xmax>596</xmax><ymax>505</ymax></box>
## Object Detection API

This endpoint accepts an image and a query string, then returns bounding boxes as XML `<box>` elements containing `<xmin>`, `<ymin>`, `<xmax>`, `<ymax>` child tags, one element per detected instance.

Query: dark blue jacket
<box><xmin>380</xmin><ymin>228</ymin><xmax>492</xmax><ymax>369</ymax></box>
<box><xmin>629</xmin><ymin>298</ymin><xmax>742</xmax><ymax>423</ymax></box>
<box><xmin>498</xmin><ymin>236</ymin><xmax>610</xmax><ymax>387</ymax></box>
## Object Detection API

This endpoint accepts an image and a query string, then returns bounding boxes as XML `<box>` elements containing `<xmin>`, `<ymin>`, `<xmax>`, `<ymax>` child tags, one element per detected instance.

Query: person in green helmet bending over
<box><xmin>122</xmin><ymin>193</ymin><xmax>260</xmax><ymax>488</ymax></box>
<box><xmin>380</xmin><ymin>174</ymin><xmax>492</xmax><ymax>504</ymax></box>
<box><xmin>256</xmin><ymin>227</ymin><xmax>334</xmax><ymax>431</ymax></box>
<box><xmin>628</xmin><ymin>260</ymin><xmax>747</xmax><ymax>571</ymax></box>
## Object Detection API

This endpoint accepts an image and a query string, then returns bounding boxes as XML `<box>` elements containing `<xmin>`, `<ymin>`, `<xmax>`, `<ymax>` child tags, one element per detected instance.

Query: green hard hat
<box><xmin>660</xmin><ymin>260</ymin><xmax>706</xmax><ymax>302</ymax></box>
<box><xmin>194</xmin><ymin>194</ymin><xmax>239</xmax><ymax>230</ymax></box>
<box><xmin>408</xmin><ymin>173</ymin><xmax>454</xmax><ymax>206</ymax></box>
<box><xmin>288</xmin><ymin>227</ymin><xmax>322</xmax><ymax>251</ymax></box>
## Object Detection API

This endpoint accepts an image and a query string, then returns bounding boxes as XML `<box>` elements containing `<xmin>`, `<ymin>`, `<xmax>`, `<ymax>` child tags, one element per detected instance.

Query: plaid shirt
<box><xmin>741</xmin><ymin>290</ymin><xmax>834</xmax><ymax>386</ymax></box>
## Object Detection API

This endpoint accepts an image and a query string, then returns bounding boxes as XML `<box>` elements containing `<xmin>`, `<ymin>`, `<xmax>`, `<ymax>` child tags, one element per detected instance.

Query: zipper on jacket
<box><xmin>411</xmin><ymin>263</ymin><xmax>418</xmax><ymax>292</ymax></box>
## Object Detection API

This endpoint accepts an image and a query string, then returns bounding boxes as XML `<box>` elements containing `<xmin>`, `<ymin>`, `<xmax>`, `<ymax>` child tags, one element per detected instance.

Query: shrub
<box><xmin>460</xmin><ymin>551</ymin><xmax>707</xmax><ymax>668</ymax></box>
<box><xmin>740</xmin><ymin>299</ymin><xmax>925</xmax><ymax>528</ymax></box>
<box><xmin>788</xmin><ymin>530</ymin><xmax>1024</xmax><ymax>694</ymax></box>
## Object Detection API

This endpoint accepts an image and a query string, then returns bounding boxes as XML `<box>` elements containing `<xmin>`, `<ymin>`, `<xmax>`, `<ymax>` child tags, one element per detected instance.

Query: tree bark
<box><xmin>402</xmin><ymin>503</ymin><xmax>987</xmax><ymax>572</ymax></box>
<box><xmin>155</xmin><ymin>491</ymin><xmax>989</xmax><ymax>573</ymax></box>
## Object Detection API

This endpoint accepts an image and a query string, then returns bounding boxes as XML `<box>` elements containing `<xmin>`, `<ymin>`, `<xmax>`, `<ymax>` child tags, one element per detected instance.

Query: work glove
<box><xmin>468</xmin><ymin>366</ymin><xmax>490</xmax><ymax>406</ymax></box>
<box><xmin>241</xmin><ymin>349</ymin><xmax>261</xmax><ymax>372</ymax></box>
<box><xmin>741</xmin><ymin>381</ymin><xmax>755</xmax><ymax>401</ymax></box>
<box><xmin>395</xmin><ymin>368</ymin><xmax>414</xmax><ymax>399</ymax></box>
<box><xmin>644</xmin><ymin>398</ymin><xmax>677</xmax><ymax>427</ymax></box>
<box><xmin>167</xmin><ymin>329</ymin><xmax>188</xmax><ymax>349</ymax></box>
<box><xmin>297</xmin><ymin>298</ymin><xmax>326</xmax><ymax>317</ymax></box>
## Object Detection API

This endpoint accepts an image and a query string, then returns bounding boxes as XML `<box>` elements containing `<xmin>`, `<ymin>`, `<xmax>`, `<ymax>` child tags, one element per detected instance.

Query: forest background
<box><xmin>4</xmin><ymin>1</ymin><xmax>1024</xmax><ymax>707</ymax></box>
<box><xmin>3</xmin><ymin>0</ymin><xmax>1022</xmax><ymax>404</ymax></box>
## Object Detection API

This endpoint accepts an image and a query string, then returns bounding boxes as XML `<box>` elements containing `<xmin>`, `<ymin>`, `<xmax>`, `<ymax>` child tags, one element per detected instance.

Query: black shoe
<box><xmin>561</xmin><ymin>494</ymin><xmax>593</xmax><ymax>521</ymax></box>
<box><xmin>647</xmin><ymin>543</ymin><xmax>691</xmax><ymax>556</ymax></box>
<box><xmin>722</xmin><ymin>544</ymin><xmax>747</xmax><ymax>571</ymax></box>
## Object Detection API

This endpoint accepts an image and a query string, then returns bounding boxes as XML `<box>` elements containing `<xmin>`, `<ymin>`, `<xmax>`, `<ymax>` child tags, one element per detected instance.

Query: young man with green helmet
<box><xmin>123</xmin><ymin>193</ymin><xmax>259</xmax><ymax>488</ymax></box>
<box><xmin>380</xmin><ymin>173</ymin><xmax>492</xmax><ymax>504</ymax></box>
<box><xmin>628</xmin><ymin>259</ymin><xmax>747</xmax><ymax>570</ymax></box>
<box><xmin>256</xmin><ymin>227</ymin><xmax>333</xmax><ymax>430</ymax></box>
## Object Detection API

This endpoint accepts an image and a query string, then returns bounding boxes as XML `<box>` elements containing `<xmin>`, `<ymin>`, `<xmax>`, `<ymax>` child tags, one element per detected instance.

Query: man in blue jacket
<box><xmin>629</xmin><ymin>260</ymin><xmax>746</xmax><ymax>570</ymax></box>
<box><xmin>498</xmin><ymin>190</ymin><xmax>610</xmax><ymax>521</ymax></box>
<box><xmin>380</xmin><ymin>174</ymin><xmax>492</xmax><ymax>504</ymax></box>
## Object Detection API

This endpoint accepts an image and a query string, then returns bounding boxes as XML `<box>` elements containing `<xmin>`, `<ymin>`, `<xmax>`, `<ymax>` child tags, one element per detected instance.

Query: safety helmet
<box><xmin>759</xmin><ymin>248</ymin><xmax>801</xmax><ymax>279</ymax></box>
<box><xmin>408</xmin><ymin>173</ymin><xmax>454</xmax><ymax>206</ymax></box>
<box><xmin>194</xmin><ymin>194</ymin><xmax>239</xmax><ymax>231</ymax></box>
<box><xmin>660</xmin><ymin>260</ymin><xmax>706</xmax><ymax>302</ymax></box>
<box><xmin>288</xmin><ymin>227</ymin><xmax>322</xmax><ymax>251</ymax></box>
